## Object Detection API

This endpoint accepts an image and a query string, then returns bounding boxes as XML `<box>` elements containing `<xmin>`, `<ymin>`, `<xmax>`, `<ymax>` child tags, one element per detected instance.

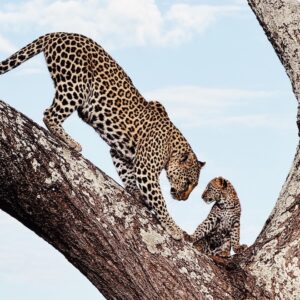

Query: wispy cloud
<box><xmin>144</xmin><ymin>85</ymin><xmax>291</xmax><ymax>129</ymax></box>
<box><xmin>0</xmin><ymin>0</ymin><xmax>243</xmax><ymax>49</ymax></box>
<box><xmin>164</xmin><ymin>4</ymin><xmax>241</xmax><ymax>43</ymax></box>
<box><xmin>0</xmin><ymin>211</ymin><xmax>75</xmax><ymax>286</ymax></box>
<box><xmin>12</xmin><ymin>58</ymin><xmax>46</xmax><ymax>76</ymax></box>
<box><xmin>0</xmin><ymin>33</ymin><xmax>16</xmax><ymax>54</ymax></box>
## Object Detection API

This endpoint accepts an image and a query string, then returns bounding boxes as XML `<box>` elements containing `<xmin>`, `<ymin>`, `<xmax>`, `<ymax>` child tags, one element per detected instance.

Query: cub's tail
<box><xmin>0</xmin><ymin>35</ymin><xmax>47</xmax><ymax>75</ymax></box>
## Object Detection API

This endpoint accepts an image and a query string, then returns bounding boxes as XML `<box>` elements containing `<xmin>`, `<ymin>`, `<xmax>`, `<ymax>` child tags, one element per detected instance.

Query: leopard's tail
<box><xmin>0</xmin><ymin>35</ymin><xmax>48</xmax><ymax>75</ymax></box>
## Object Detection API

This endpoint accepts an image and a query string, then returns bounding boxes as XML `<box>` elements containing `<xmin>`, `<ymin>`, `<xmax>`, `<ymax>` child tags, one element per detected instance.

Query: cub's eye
<box><xmin>181</xmin><ymin>153</ymin><xmax>189</xmax><ymax>163</ymax></box>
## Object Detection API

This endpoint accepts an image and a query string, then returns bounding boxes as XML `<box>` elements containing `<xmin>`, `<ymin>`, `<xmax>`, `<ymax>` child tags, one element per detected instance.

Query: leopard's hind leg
<box><xmin>110</xmin><ymin>149</ymin><xmax>142</xmax><ymax>199</ymax></box>
<box><xmin>43</xmin><ymin>90</ymin><xmax>82</xmax><ymax>152</ymax></box>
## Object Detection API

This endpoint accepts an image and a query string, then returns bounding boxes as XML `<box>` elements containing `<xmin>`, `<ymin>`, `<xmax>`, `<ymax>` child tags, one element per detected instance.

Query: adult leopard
<box><xmin>0</xmin><ymin>32</ymin><xmax>205</xmax><ymax>240</ymax></box>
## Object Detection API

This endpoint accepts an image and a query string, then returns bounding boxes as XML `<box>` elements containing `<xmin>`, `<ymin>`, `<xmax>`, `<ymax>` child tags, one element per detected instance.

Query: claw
<box><xmin>69</xmin><ymin>140</ymin><xmax>82</xmax><ymax>152</ymax></box>
<box><xmin>165</xmin><ymin>225</ymin><xmax>184</xmax><ymax>240</ymax></box>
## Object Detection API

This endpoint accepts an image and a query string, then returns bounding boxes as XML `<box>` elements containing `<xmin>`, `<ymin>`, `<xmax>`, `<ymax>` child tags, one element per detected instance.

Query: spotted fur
<box><xmin>192</xmin><ymin>177</ymin><xmax>247</xmax><ymax>256</ymax></box>
<box><xmin>0</xmin><ymin>32</ymin><xmax>206</xmax><ymax>240</ymax></box>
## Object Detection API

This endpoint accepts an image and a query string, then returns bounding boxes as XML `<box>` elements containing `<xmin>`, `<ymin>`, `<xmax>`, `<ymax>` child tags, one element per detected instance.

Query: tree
<box><xmin>0</xmin><ymin>1</ymin><xmax>299</xmax><ymax>299</ymax></box>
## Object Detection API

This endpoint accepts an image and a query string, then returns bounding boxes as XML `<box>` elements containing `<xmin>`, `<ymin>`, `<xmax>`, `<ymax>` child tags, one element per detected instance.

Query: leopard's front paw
<box><xmin>165</xmin><ymin>224</ymin><xmax>184</xmax><ymax>241</ymax></box>
<box><xmin>68</xmin><ymin>139</ymin><xmax>82</xmax><ymax>152</ymax></box>
<box><xmin>126</xmin><ymin>187</ymin><xmax>142</xmax><ymax>200</ymax></box>
<box><xmin>233</xmin><ymin>244</ymin><xmax>247</xmax><ymax>254</ymax></box>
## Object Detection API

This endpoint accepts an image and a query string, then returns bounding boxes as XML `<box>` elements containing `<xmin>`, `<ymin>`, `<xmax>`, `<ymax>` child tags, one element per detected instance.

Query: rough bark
<box><xmin>242</xmin><ymin>1</ymin><xmax>300</xmax><ymax>298</ymax></box>
<box><xmin>0</xmin><ymin>100</ymin><xmax>268</xmax><ymax>299</ymax></box>
<box><xmin>0</xmin><ymin>1</ymin><xmax>300</xmax><ymax>299</ymax></box>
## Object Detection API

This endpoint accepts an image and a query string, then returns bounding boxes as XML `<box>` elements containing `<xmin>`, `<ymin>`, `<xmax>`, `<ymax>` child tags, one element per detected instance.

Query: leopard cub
<box><xmin>192</xmin><ymin>177</ymin><xmax>247</xmax><ymax>257</ymax></box>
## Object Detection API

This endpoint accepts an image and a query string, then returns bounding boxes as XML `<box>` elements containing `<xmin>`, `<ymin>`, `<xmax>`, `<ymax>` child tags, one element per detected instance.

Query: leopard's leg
<box><xmin>194</xmin><ymin>239</ymin><xmax>210</xmax><ymax>255</ymax></box>
<box><xmin>214</xmin><ymin>237</ymin><xmax>231</xmax><ymax>258</ymax></box>
<box><xmin>138</xmin><ymin>179</ymin><xmax>183</xmax><ymax>240</ymax></box>
<box><xmin>132</xmin><ymin>130</ymin><xmax>184</xmax><ymax>240</ymax></box>
<box><xmin>231</xmin><ymin>221</ymin><xmax>247</xmax><ymax>254</ymax></box>
<box><xmin>110</xmin><ymin>149</ymin><xmax>142</xmax><ymax>199</ymax></box>
<box><xmin>43</xmin><ymin>91</ymin><xmax>82</xmax><ymax>152</ymax></box>
<box><xmin>191</xmin><ymin>208</ymin><xmax>219</xmax><ymax>241</ymax></box>
<box><xmin>134</xmin><ymin>159</ymin><xmax>183</xmax><ymax>241</ymax></box>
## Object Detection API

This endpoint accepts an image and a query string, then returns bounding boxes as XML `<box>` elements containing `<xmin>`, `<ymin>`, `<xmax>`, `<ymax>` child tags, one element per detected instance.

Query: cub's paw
<box><xmin>216</xmin><ymin>250</ymin><xmax>231</xmax><ymax>258</ymax></box>
<box><xmin>233</xmin><ymin>244</ymin><xmax>248</xmax><ymax>254</ymax></box>
<box><xmin>165</xmin><ymin>224</ymin><xmax>184</xmax><ymax>241</ymax></box>
<box><xmin>183</xmin><ymin>232</ymin><xmax>193</xmax><ymax>243</ymax></box>
<box><xmin>193</xmin><ymin>240</ymin><xmax>205</xmax><ymax>253</ymax></box>
<box><xmin>190</xmin><ymin>233</ymin><xmax>201</xmax><ymax>243</ymax></box>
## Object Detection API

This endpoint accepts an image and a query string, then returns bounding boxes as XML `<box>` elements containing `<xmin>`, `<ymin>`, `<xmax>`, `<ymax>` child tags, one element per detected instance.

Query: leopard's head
<box><xmin>166</xmin><ymin>151</ymin><xmax>205</xmax><ymax>201</ymax></box>
<box><xmin>202</xmin><ymin>177</ymin><xmax>229</xmax><ymax>204</ymax></box>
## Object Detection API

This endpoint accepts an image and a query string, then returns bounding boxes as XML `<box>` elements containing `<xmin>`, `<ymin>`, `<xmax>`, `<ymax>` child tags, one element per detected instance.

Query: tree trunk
<box><xmin>241</xmin><ymin>1</ymin><xmax>300</xmax><ymax>298</ymax></box>
<box><xmin>0</xmin><ymin>1</ymin><xmax>299</xmax><ymax>299</ymax></box>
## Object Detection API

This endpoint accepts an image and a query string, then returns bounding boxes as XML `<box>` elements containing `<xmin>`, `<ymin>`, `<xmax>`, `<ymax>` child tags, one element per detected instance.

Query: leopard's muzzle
<box><xmin>171</xmin><ymin>184</ymin><xmax>195</xmax><ymax>201</ymax></box>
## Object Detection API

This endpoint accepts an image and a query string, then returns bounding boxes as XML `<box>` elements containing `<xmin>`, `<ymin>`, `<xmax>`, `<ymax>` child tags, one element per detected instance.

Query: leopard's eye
<box><xmin>181</xmin><ymin>153</ymin><xmax>189</xmax><ymax>163</ymax></box>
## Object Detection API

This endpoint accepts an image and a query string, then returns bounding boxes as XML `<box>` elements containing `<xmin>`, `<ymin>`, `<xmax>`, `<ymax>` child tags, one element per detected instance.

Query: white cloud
<box><xmin>0</xmin><ymin>33</ymin><xmax>16</xmax><ymax>54</ymax></box>
<box><xmin>145</xmin><ymin>85</ymin><xmax>272</xmax><ymax>108</ymax></box>
<box><xmin>0</xmin><ymin>0</ymin><xmax>243</xmax><ymax>49</ymax></box>
<box><xmin>144</xmin><ymin>85</ymin><xmax>291</xmax><ymax>129</ymax></box>
<box><xmin>165</xmin><ymin>4</ymin><xmax>241</xmax><ymax>40</ymax></box>
<box><xmin>12</xmin><ymin>57</ymin><xmax>46</xmax><ymax>76</ymax></box>
<box><xmin>0</xmin><ymin>211</ymin><xmax>83</xmax><ymax>287</ymax></box>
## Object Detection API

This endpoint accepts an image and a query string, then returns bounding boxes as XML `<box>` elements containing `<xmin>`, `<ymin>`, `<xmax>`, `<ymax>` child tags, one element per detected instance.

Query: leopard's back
<box><xmin>39</xmin><ymin>32</ymin><xmax>148</xmax><ymax>157</ymax></box>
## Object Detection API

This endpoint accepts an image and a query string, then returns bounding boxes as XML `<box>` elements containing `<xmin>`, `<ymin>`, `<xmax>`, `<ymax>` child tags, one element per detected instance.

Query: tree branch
<box><xmin>0</xmin><ymin>100</ymin><xmax>268</xmax><ymax>299</ymax></box>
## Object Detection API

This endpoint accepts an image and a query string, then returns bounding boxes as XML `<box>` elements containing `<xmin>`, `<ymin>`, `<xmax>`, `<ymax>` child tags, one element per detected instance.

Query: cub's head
<box><xmin>166</xmin><ymin>151</ymin><xmax>205</xmax><ymax>201</ymax></box>
<box><xmin>202</xmin><ymin>177</ymin><xmax>230</xmax><ymax>204</ymax></box>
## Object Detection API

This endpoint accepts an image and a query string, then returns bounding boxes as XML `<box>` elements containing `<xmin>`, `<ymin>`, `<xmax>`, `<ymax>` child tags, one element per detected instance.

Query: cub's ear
<box><xmin>199</xmin><ymin>161</ymin><xmax>206</xmax><ymax>168</ymax></box>
<box><xmin>217</xmin><ymin>177</ymin><xmax>227</xmax><ymax>189</ymax></box>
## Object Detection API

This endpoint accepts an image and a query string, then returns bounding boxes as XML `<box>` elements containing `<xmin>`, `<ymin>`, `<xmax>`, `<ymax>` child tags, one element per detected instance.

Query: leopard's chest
<box><xmin>212</xmin><ymin>209</ymin><xmax>236</xmax><ymax>237</ymax></box>
<box><xmin>77</xmin><ymin>101</ymin><xmax>144</xmax><ymax>159</ymax></box>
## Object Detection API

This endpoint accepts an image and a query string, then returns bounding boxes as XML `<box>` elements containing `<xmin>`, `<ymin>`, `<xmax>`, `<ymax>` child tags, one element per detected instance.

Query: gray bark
<box><xmin>0</xmin><ymin>1</ymin><xmax>299</xmax><ymax>299</ymax></box>
<box><xmin>0</xmin><ymin>100</ymin><xmax>267</xmax><ymax>299</ymax></box>
<box><xmin>242</xmin><ymin>1</ymin><xmax>300</xmax><ymax>298</ymax></box>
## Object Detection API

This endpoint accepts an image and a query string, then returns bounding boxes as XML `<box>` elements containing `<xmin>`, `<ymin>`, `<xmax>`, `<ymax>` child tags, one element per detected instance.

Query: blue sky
<box><xmin>0</xmin><ymin>0</ymin><xmax>297</xmax><ymax>299</ymax></box>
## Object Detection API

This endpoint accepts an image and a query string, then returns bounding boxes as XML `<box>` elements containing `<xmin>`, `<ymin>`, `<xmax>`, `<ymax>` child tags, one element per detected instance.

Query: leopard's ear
<box><xmin>198</xmin><ymin>161</ymin><xmax>206</xmax><ymax>168</ymax></box>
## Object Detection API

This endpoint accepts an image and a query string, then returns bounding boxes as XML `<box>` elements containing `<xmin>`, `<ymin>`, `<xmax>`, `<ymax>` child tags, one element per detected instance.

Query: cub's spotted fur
<box><xmin>0</xmin><ymin>32</ymin><xmax>205</xmax><ymax>240</ymax></box>
<box><xmin>192</xmin><ymin>177</ymin><xmax>247</xmax><ymax>256</ymax></box>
